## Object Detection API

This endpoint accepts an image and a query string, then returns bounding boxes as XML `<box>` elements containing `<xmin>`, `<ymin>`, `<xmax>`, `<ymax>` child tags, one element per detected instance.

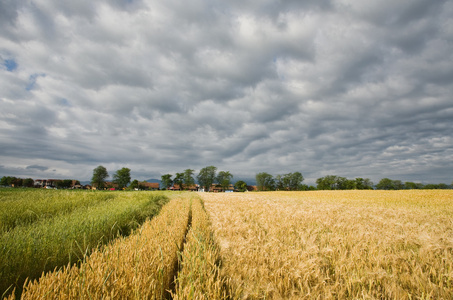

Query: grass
<box><xmin>0</xmin><ymin>190</ymin><xmax>169</xmax><ymax>298</ymax></box>
<box><xmin>200</xmin><ymin>190</ymin><xmax>453</xmax><ymax>299</ymax></box>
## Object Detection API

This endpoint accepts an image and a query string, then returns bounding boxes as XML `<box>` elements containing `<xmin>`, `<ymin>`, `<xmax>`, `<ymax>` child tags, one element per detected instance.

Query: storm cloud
<box><xmin>1</xmin><ymin>0</ymin><xmax>452</xmax><ymax>184</ymax></box>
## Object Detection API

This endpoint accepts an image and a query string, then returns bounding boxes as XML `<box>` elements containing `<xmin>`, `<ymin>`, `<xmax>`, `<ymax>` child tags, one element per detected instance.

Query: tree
<box><xmin>23</xmin><ymin>178</ymin><xmax>35</xmax><ymax>187</ymax></box>
<box><xmin>161</xmin><ymin>174</ymin><xmax>173</xmax><ymax>190</ymax></box>
<box><xmin>354</xmin><ymin>178</ymin><xmax>373</xmax><ymax>190</ymax></box>
<box><xmin>91</xmin><ymin>166</ymin><xmax>109</xmax><ymax>189</ymax></box>
<box><xmin>376</xmin><ymin>178</ymin><xmax>395</xmax><ymax>190</ymax></box>
<box><xmin>287</xmin><ymin>172</ymin><xmax>304</xmax><ymax>190</ymax></box>
<box><xmin>174</xmin><ymin>173</ymin><xmax>184</xmax><ymax>190</ymax></box>
<box><xmin>197</xmin><ymin>166</ymin><xmax>217</xmax><ymax>192</ymax></box>
<box><xmin>183</xmin><ymin>169</ymin><xmax>195</xmax><ymax>189</ymax></box>
<box><xmin>217</xmin><ymin>171</ymin><xmax>233</xmax><ymax>191</ymax></box>
<box><xmin>234</xmin><ymin>180</ymin><xmax>248</xmax><ymax>192</ymax></box>
<box><xmin>56</xmin><ymin>180</ymin><xmax>74</xmax><ymax>189</ymax></box>
<box><xmin>275</xmin><ymin>175</ymin><xmax>284</xmax><ymax>190</ymax></box>
<box><xmin>256</xmin><ymin>172</ymin><xmax>275</xmax><ymax>191</ymax></box>
<box><xmin>316</xmin><ymin>175</ymin><xmax>338</xmax><ymax>190</ymax></box>
<box><xmin>275</xmin><ymin>172</ymin><xmax>304</xmax><ymax>190</ymax></box>
<box><xmin>113</xmin><ymin>167</ymin><xmax>131</xmax><ymax>189</ymax></box>
<box><xmin>129</xmin><ymin>179</ymin><xmax>140</xmax><ymax>190</ymax></box>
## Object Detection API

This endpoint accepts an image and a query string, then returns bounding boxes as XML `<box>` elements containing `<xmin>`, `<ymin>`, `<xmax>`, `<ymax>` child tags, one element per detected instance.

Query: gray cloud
<box><xmin>26</xmin><ymin>165</ymin><xmax>49</xmax><ymax>171</ymax></box>
<box><xmin>0</xmin><ymin>0</ymin><xmax>452</xmax><ymax>185</ymax></box>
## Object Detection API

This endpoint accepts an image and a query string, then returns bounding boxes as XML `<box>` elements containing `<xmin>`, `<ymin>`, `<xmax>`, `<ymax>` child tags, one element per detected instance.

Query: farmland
<box><xmin>0</xmin><ymin>190</ymin><xmax>171</xmax><ymax>298</ymax></box>
<box><xmin>2</xmin><ymin>189</ymin><xmax>453</xmax><ymax>299</ymax></box>
<box><xmin>200</xmin><ymin>190</ymin><xmax>453</xmax><ymax>299</ymax></box>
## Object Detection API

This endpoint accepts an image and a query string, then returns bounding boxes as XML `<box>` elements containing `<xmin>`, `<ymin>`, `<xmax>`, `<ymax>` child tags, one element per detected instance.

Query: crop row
<box><xmin>10</xmin><ymin>196</ymin><xmax>192</xmax><ymax>299</ymax></box>
<box><xmin>7</xmin><ymin>194</ymin><xmax>233</xmax><ymax>299</ymax></box>
<box><xmin>0</xmin><ymin>191</ymin><xmax>169</xmax><ymax>298</ymax></box>
<box><xmin>172</xmin><ymin>195</ymin><xmax>233</xmax><ymax>299</ymax></box>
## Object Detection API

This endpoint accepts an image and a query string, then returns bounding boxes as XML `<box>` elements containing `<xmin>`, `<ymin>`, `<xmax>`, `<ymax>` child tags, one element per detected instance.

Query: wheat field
<box><xmin>200</xmin><ymin>190</ymin><xmax>453</xmax><ymax>299</ymax></box>
<box><xmin>3</xmin><ymin>190</ymin><xmax>452</xmax><ymax>299</ymax></box>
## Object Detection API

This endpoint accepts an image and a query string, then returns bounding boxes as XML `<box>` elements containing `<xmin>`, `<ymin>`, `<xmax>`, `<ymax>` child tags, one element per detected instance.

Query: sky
<box><xmin>1</xmin><ymin>0</ymin><xmax>452</xmax><ymax>185</ymax></box>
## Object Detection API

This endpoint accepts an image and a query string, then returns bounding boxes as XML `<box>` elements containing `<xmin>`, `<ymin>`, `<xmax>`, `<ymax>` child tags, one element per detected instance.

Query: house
<box><xmin>92</xmin><ymin>181</ymin><xmax>118</xmax><ymax>190</ymax></box>
<box><xmin>206</xmin><ymin>183</ymin><xmax>234</xmax><ymax>192</ymax></box>
<box><xmin>247</xmin><ymin>185</ymin><xmax>258</xmax><ymax>191</ymax></box>
<box><xmin>169</xmin><ymin>184</ymin><xmax>199</xmax><ymax>191</ymax></box>
<box><xmin>140</xmin><ymin>182</ymin><xmax>160</xmax><ymax>190</ymax></box>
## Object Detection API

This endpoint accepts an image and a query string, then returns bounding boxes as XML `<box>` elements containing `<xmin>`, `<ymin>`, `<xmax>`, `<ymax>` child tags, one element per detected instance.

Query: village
<box><xmin>0</xmin><ymin>176</ymin><xmax>251</xmax><ymax>192</ymax></box>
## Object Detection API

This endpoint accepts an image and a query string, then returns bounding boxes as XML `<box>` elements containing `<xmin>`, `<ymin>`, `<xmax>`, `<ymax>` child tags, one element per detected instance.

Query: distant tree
<box><xmin>234</xmin><ymin>180</ymin><xmax>248</xmax><ymax>192</ymax></box>
<box><xmin>335</xmin><ymin>176</ymin><xmax>349</xmax><ymax>190</ymax></box>
<box><xmin>404</xmin><ymin>182</ymin><xmax>423</xmax><ymax>189</ymax></box>
<box><xmin>183</xmin><ymin>169</ymin><xmax>195</xmax><ymax>189</ymax></box>
<box><xmin>174</xmin><ymin>172</ymin><xmax>184</xmax><ymax>190</ymax></box>
<box><xmin>393</xmin><ymin>180</ymin><xmax>404</xmax><ymax>190</ymax></box>
<box><xmin>425</xmin><ymin>183</ymin><xmax>449</xmax><ymax>189</ymax></box>
<box><xmin>316</xmin><ymin>175</ymin><xmax>338</xmax><ymax>190</ymax></box>
<box><xmin>437</xmin><ymin>183</ymin><xmax>449</xmax><ymax>189</ymax></box>
<box><xmin>287</xmin><ymin>172</ymin><xmax>304</xmax><ymax>190</ymax></box>
<box><xmin>355</xmin><ymin>178</ymin><xmax>373</xmax><ymax>190</ymax></box>
<box><xmin>161</xmin><ymin>174</ymin><xmax>173</xmax><ymax>190</ymax></box>
<box><xmin>0</xmin><ymin>176</ymin><xmax>9</xmax><ymax>186</ymax></box>
<box><xmin>217</xmin><ymin>171</ymin><xmax>233</xmax><ymax>191</ymax></box>
<box><xmin>256</xmin><ymin>172</ymin><xmax>275</xmax><ymax>191</ymax></box>
<box><xmin>276</xmin><ymin>173</ymin><xmax>304</xmax><ymax>190</ymax></box>
<box><xmin>275</xmin><ymin>175</ymin><xmax>284</xmax><ymax>190</ymax></box>
<box><xmin>113</xmin><ymin>167</ymin><xmax>131</xmax><ymax>189</ymax></box>
<box><xmin>197</xmin><ymin>166</ymin><xmax>217</xmax><ymax>192</ymax></box>
<box><xmin>23</xmin><ymin>178</ymin><xmax>35</xmax><ymax>187</ymax></box>
<box><xmin>91</xmin><ymin>166</ymin><xmax>109</xmax><ymax>189</ymax></box>
<box><xmin>129</xmin><ymin>179</ymin><xmax>140</xmax><ymax>190</ymax></box>
<box><xmin>376</xmin><ymin>178</ymin><xmax>395</xmax><ymax>190</ymax></box>
<box><xmin>56</xmin><ymin>180</ymin><xmax>73</xmax><ymax>189</ymax></box>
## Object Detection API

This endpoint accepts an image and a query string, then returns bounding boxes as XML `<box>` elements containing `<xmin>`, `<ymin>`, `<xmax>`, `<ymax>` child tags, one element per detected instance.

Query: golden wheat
<box><xmin>172</xmin><ymin>195</ymin><xmax>235</xmax><ymax>299</ymax></box>
<box><xmin>200</xmin><ymin>190</ymin><xmax>453</xmax><ymax>299</ymax></box>
<box><xmin>13</xmin><ymin>196</ymin><xmax>191</xmax><ymax>300</ymax></box>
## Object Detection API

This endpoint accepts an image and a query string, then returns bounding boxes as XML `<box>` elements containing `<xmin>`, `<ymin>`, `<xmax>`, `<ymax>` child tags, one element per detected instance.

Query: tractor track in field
<box><xmin>168</xmin><ymin>203</ymin><xmax>193</xmax><ymax>299</ymax></box>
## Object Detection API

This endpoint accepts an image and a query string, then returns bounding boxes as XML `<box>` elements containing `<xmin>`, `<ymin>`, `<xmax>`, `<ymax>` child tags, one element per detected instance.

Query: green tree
<box><xmin>23</xmin><ymin>178</ymin><xmax>35</xmax><ymax>187</ymax></box>
<box><xmin>376</xmin><ymin>178</ymin><xmax>395</xmax><ymax>190</ymax></box>
<box><xmin>174</xmin><ymin>172</ymin><xmax>184</xmax><ymax>190</ymax></box>
<box><xmin>197</xmin><ymin>166</ymin><xmax>217</xmax><ymax>192</ymax></box>
<box><xmin>217</xmin><ymin>171</ymin><xmax>233</xmax><ymax>191</ymax></box>
<box><xmin>0</xmin><ymin>176</ymin><xmax>9</xmax><ymax>186</ymax></box>
<box><xmin>287</xmin><ymin>172</ymin><xmax>304</xmax><ymax>190</ymax></box>
<box><xmin>183</xmin><ymin>169</ymin><xmax>195</xmax><ymax>189</ymax></box>
<box><xmin>129</xmin><ymin>179</ymin><xmax>140</xmax><ymax>190</ymax></box>
<box><xmin>355</xmin><ymin>178</ymin><xmax>374</xmax><ymax>190</ymax></box>
<box><xmin>91</xmin><ymin>166</ymin><xmax>109</xmax><ymax>189</ymax></box>
<box><xmin>56</xmin><ymin>180</ymin><xmax>73</xmax><ymax>189</ymax></box>
<box><xmin>234</xmin><ymin>180</ymin><xmax>248</xmax><ymax>192</ymax></box>
<box><xmin>161</xmin><ymin>174</ymin><xmax>173</xmax><ymax>190</ymax></box>
<box><xmin>316</xmin><ymin>175</ymin><xmax>338</xmax><ymax>190</ymax></box>
<box><xmin>113</xmin><ymin>167</ymin><xmax>131</xmax><ymax>189</ymax></box>
<box><xmin>256</xmin><ymin>172</ymin><xmax>275</xmax><ymax>191</ymax></box>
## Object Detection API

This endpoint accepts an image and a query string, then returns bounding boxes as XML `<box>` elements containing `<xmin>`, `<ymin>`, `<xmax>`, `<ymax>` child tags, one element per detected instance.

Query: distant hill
<box><xmin>145</xmin><ymin>179</ymin><xmax>161</xmax><ymax>184</ymax></box>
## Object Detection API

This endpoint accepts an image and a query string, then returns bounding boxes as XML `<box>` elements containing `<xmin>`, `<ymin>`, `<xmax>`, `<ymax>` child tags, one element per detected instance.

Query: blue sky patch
<box><xmin>4</xmin><ymin>59</ymin><xmax>17</xmax><ymax>71</ymax></box>
<box><xmin>26</xmin><ymin>73</ymin><xmax>46</xmax><ymax>91</ymax></box>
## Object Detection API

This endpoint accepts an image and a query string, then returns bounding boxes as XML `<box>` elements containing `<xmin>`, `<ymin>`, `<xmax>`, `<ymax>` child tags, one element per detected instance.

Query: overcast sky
<box><xmin>1</xmin><ymin>0</ymin><xmax>452</xmax><ymax>185</ymax></box>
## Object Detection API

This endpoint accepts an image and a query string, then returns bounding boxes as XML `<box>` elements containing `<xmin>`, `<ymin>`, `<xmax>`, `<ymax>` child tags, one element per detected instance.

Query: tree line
<box><xmin>2</xmin><ymin>168</ymin><xmax>452</xmax><ymax>191</ymax></box>
<box><xmin>0</xmin><ymin>176</ymin><xmax>80</xmax><ymax>189</ymax></box>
